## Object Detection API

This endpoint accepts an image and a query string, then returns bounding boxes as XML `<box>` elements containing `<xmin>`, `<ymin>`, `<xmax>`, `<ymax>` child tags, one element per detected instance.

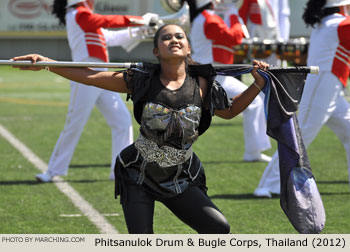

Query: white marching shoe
<box><xmin>253</xmin><ymin>187</ymin><xmax>272</xmax><ymax>198</ymax></box>
<box><xmin>35</xmin><ymin>171</ymin><xmax>53</xmax><ymax>182</ymax></box>
<box><xmin>243</xmin><ymin>153</ymin><xmax>272</xmax><ymax>162</ymax></box>
<box><xmin>253</xmin><ymin>187</ymin><xmax>281</xmax><ymax>198</ymax></box>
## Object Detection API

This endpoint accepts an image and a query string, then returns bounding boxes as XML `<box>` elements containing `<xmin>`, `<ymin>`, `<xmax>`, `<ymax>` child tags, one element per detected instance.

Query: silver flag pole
<box><xmin>0</xmin><ymin>60</ymin><xmax>143</xmax><ymax>69</ymax></box>
<box><xmin>0</xmin><ymin>60</ymin><xmax>319</xmax><ymax>74</ymax></box>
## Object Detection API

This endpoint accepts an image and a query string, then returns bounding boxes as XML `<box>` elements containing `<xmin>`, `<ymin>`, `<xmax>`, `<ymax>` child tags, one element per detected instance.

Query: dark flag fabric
<box><xmin>214</xmin><ymin>64</ymin><xmax>326</xmax><ymax>234</ymax></box>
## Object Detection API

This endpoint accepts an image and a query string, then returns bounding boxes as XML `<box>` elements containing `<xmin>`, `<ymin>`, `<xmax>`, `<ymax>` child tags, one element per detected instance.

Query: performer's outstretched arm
<box><xmin>11</xmin><ymin>54</ymin><xmax>129</xmax><ymax>93</ymax></box>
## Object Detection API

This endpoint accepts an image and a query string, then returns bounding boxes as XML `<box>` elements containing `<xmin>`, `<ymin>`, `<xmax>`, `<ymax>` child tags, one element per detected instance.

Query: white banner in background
<box><xmin>0</xmin><ymin>0</ymin><xmax>160</xmax><ymax>37</ymax></box>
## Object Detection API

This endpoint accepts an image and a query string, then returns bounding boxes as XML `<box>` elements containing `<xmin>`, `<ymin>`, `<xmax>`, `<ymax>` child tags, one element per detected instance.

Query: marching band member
<box><xmin>254</xmin><ymin>0</ymin><xmax>350</xmax><ymax>197</ymax></box>
<box><xmin>223</xmin><ymin>0</ymin><xmax>291</xmax><ymax>65</ymax></box>
<box><xmin>35</xmin><ymin>0</ymin><xmax>147</xmax><ymax>182</ymax></box>
<box><xmin>187</xmin><ymin>0</ymin><xmax>272</xmax><ymax>162</ymax></box>
<box><xmin>236</xmin><ymin>0</ymin><xmax>290</xmax><ymax>42</ymax></box>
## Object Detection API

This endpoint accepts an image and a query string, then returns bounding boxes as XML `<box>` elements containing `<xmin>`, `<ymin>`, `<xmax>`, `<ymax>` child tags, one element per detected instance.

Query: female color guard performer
<box><xmin>11</xmin><ymin>24</ymin><xmax>269</xmax><ymax>233</ymax></box>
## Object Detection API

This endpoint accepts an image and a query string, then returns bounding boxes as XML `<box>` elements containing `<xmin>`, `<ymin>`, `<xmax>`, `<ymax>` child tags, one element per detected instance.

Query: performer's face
<box><xmin>153</xmin><ymin>25</ymin><xmax>191</xmax><ymax>61</ymax></box>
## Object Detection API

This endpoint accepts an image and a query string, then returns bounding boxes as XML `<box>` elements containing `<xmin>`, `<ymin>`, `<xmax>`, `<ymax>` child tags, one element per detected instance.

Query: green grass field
<box><xmin>0</xmin><ymin>66</ymin><xmax>349</xmax><ymax>234</ymax></box>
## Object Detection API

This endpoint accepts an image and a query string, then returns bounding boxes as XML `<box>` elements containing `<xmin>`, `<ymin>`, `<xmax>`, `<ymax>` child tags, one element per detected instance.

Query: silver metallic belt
<box><xmin>134</xmin><ymin>134</ymin><xmax>193</xmax><ymax>168</ymax></box>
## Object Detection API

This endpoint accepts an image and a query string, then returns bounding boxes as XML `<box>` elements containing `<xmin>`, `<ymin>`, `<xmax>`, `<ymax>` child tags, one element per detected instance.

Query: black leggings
<box><xmin>121</xmin><ymin>183</ymin><xmax>230</xmax><ymax>234</ymax></box>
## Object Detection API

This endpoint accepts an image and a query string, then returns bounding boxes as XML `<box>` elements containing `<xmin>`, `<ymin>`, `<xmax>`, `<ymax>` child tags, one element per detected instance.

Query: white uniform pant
<box><xmin>216</xmin><ymin>75</ymin><xmax>271</xmax><ymax>156</ymax></box>
<box><xmin>256</xmin><ymin>72</ymin><xmax>350</xmax><ymax>193</ymax></box>
<box><xmin>47</xmin><ymin>82</ymin><xmax>133</xmax><ymax>176</ymax></box>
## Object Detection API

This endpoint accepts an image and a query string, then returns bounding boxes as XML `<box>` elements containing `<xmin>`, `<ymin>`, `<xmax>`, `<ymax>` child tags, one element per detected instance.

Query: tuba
<box><xmin>128</xmin><ymin>0</ymin><xmax>190</xmax><ymax>41</ymax></box>
<box><xmin>158</xmin><ymin>0</ymin><xmax>190</xmax><ymax>33</ymax></box>
<box><xmin>161</xmin><ymin>0</ymin><xmax>185</xmax><ymax>13</ymax></box>
<box><xmin>120</xmin><ymin>1</ymin><xmax>189</xmax><ymax>52</ymax></box>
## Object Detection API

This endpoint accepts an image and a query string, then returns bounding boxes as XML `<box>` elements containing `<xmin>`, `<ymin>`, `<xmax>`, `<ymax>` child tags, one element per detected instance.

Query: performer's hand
<box><xmin>251</xmin><ymin>60</ymin><xmax>269</xmax><ymax>90</ymax></box>
<box><xmin>142</xmin><ymin>13</ymin><xmax>159</xmax><ymax>27</ymax></box>
<box><xmin>10</xmin><ymin>54</ymin><xmax>53</xmax><ymax>71</ymax></box>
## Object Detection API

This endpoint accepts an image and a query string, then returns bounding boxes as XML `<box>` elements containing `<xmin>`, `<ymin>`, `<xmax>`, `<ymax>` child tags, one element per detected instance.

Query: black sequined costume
<box><xmin>115</xmin><ymin>63</ymin><xmax>231</xmax><ymax>199</ymax></box>
<box><xmin>114</xmin><ymin>63</ymin><xmax>231</xmax><ymax>233</ymax></box>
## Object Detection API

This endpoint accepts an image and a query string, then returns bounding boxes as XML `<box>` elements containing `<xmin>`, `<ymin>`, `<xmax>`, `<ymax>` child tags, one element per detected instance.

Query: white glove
<box><xmin>142</xmin><ymin>13</ymin><xmax>160</xmax><ymax>27</ymax></box>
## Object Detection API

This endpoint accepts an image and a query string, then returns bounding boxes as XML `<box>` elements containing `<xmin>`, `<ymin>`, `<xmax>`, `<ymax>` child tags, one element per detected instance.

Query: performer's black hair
<box><xmin>303</xmin><ymin>0</ymin><xmax>340</xmax><ymax>27</ymax></box>
<box><xmin>52</xmin><ymin>0</ymin><xmax>67</xmax><ymax>26</ymax></box>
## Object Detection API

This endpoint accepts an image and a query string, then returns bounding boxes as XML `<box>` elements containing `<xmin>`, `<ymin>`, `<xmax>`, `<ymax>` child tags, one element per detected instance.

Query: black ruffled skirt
<box><xmin>114</xmin><ymin>144</ymin><xmax>207</xmax><ymax>203</ymax></box>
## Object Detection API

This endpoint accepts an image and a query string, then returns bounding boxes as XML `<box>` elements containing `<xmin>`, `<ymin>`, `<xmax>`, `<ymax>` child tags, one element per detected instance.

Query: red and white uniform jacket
<box><xmin>237</xmin><ymin>0</ymin><xmax>262</xmax><ymax>26</ymax></box>
<box><xmin>66</xmin><ymin>5</ymin><xmax>142</xmax><ymax>62</ymax></box>
<box><xmin>307</xmin><ymin>14</ymin><xmax>350</xmax><ymax>87</ymax></box>
<box><xmin>227</xmin><ymin>0</ymin><xmax>290</xmax><ymax>41</ymax></box>
<box><xmin>190</xmin><ymin>10</ymin><xmax>244</xmax><ymax>64</ymax></box>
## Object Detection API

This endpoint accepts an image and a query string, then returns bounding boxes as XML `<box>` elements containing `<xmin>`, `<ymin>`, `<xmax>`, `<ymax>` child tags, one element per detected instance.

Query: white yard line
<box><xmin>0</xmin><ymin>123</ymin><xmax>118</xmax><ymax>234</ymax></box>
<box><xmin>60</xmin><ymin>213</ymin><xmax>120</xmax><ymax>217</ymax></box>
